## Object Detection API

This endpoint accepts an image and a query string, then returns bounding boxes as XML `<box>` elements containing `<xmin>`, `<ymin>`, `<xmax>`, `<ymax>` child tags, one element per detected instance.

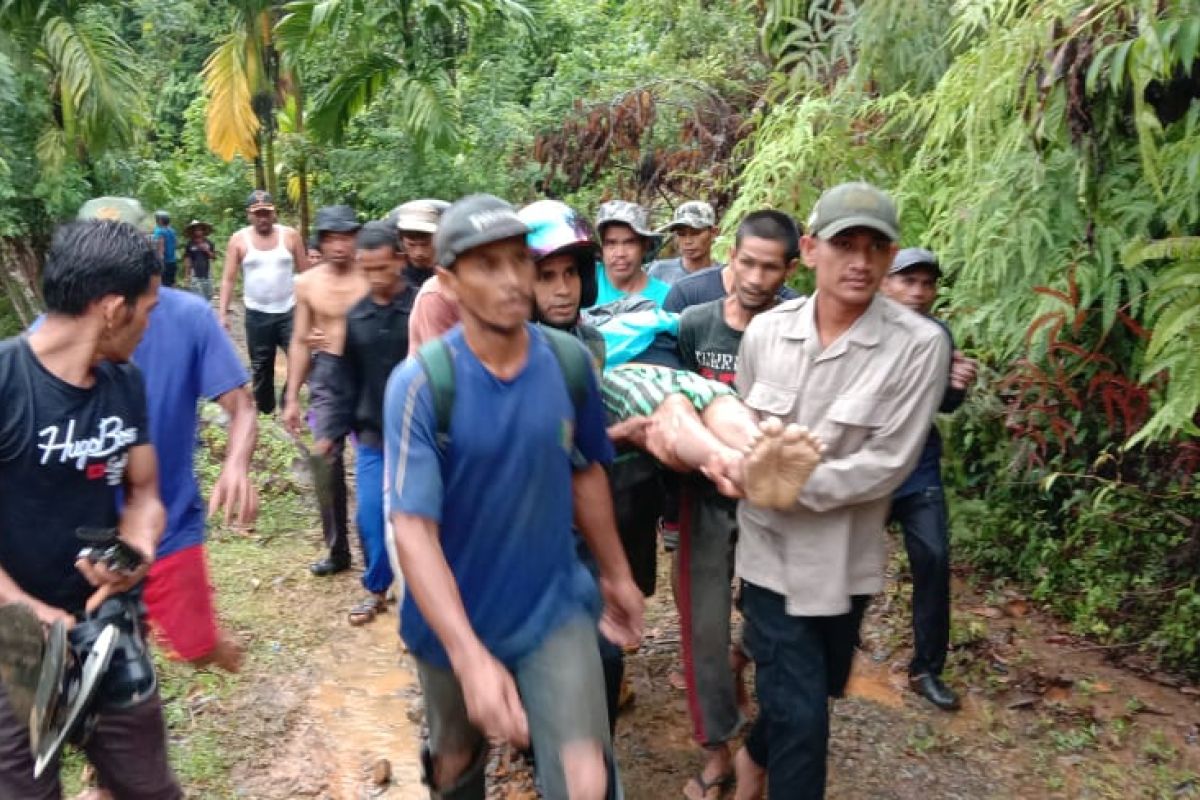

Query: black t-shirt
<box><xmin>185</xmin><ymin>239</ymin><xmax>215</xmax><ymax>279</ymax></box>
<box><xmin>342</xmin><ymin>288</ymin><xmax>416</xmax><ymax>446</ymax></box>
<box><xmin>678</xmin><ymin>298</ymin><xmax>743</xmax><ymax>386</ymax></box>
<box><xmin>0</xmin><ymin>338</ymin><xmax>149</xmax><ymax>614</ymax></box>
<box><xmin>678</xmin><ymin>299</ymin><xmax>744</xmax><ymax>506</ymax></box>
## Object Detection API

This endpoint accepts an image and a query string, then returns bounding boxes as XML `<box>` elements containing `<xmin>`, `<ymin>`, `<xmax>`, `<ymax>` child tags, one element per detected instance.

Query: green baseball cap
<box><xmin>806</xmin><ymin>182</ymin><xmax>899</xmax><ymax>242</ymax></box>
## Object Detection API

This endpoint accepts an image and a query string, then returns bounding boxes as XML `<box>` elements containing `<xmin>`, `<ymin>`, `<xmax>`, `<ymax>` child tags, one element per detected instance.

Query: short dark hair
<box><xmin>42</xmin><ymin>221</ymin><xmax>160</xmax><ymax>315</ymax></box>
<box><xmin>734</xmin><ymin>210</ymin><xmax>802</xmax><ymax>262</ymax></box>
<box><xmin>357</xmin><ymin>221</ymin><xmax>401</xmax><ymax>253</ymax></box>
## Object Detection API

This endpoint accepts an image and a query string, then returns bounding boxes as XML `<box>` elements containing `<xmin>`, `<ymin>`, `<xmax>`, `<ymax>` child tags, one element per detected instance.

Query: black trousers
<box><xmin>742</xmin><ymin>584</ymin><xmax>869</xmax><ymax>799</ymax></box>
<box><xmin>889</xmin><ymin>485</ymin><xmax>952</xmax><ymax>677</ymax></box>
<box><xmin>244</xmin><ymin>308</ymin><xmax>294</xmax><ymax>414</ymax></box>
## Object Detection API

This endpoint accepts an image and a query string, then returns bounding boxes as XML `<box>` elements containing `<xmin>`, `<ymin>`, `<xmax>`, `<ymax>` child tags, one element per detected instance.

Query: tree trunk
<box><xmin>294</xmin><ymin>74</ymin><xmax>309</xmax><ymax>241</ymax></box>
<box><xmin>253</xmin><ymin>151</ymin><xmax>267</xmax><ymax>190</ymax></box>
<box><xmin>264</xmin><ymin>128</ymin><xmax>278</xmax><ymax>200</ymax></box>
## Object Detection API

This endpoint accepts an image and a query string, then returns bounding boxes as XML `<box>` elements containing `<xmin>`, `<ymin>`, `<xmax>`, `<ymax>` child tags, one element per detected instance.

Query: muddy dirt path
<box><xmin>213</xmin><ymin>301</ymin><xmax>1199</xmax><ymax>799</ymax></box>
<box><xmin>221</xmin><ymin>552</ymin><xmax>1200</xmax><ymax>800</ymax></box>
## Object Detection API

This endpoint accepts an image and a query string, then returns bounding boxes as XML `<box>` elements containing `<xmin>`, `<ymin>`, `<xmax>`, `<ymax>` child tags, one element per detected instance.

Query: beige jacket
<box><xmin>735</xmin><ymin>294</ymin><xmax>950</xmax><ymax>616</ymax></box>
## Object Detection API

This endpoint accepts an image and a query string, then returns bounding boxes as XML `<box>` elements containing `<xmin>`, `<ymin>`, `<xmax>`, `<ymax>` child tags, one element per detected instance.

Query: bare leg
<box><xmin>188</xmin><ymin>629</ymin><xmax>244</xmax><ymax>673</ymax></box>
<box><xmin>699</xmin><ymin>395</ymin><xmax>762</xmax><ymax>453</ymax></box>
<box><xmin>643</xmin><ymin>394</ymin><xmax>743</xmax><ymax>474</ymax></box>
<box><xmin>733</xmin><ymin>746</ymin><xmax>766</xmax><ymax>800</ymax></box>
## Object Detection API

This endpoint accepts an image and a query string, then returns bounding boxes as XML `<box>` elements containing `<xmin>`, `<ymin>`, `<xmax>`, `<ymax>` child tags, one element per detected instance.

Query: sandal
<box><xmin>683</xmin><ymin>770</ymin><xmax>734</xmax><ymax>800</ymax></box>
<box><xmin>348</xmin><ymin>594</ymin><xmax>386</xmax><ymax>626</ymax></box>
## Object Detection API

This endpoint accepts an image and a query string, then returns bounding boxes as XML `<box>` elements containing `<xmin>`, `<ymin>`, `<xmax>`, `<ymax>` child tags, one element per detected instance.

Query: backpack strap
<box><xmin>539</xmin><ymin>325</ymin><xmax>591</xmax><ymax>417</ymax></box>
<box><xmin>415</xmin><ymin>338</ymin><xmax>455</xmax><ymax>451</ymax></box>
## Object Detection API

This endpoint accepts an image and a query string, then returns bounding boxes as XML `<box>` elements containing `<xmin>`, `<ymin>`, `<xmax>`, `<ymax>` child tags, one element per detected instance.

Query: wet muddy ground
<box><xmin>190</xmin><ymin>305</ymin><xmax>1200</xmax><ymax>799</ymax></box>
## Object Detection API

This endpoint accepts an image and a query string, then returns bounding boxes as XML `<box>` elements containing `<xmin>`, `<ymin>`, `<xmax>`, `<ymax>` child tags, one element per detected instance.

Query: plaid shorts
<box><xmin>601</xmin><ymin>364</ymin><xmax>735</xmax><ymax>422</ymax></box>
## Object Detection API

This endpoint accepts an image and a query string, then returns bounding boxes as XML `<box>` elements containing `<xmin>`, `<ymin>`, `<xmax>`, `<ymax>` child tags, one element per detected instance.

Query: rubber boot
<box><xmin>422</xmin><ymin>744</ymin><xmax>487</xmax><ymax>800</ymax></box>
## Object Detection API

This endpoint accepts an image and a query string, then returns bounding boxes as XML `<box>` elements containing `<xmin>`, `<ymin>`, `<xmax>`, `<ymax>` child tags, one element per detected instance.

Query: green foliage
<box><xmin>741</xmin><ymin>0</ymin><xmax>1200</xmax><ymax>668</ymax></box>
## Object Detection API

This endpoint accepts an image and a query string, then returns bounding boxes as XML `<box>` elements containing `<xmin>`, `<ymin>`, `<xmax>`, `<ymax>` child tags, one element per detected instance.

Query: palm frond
<box><xmin>306</xmin><ymin>51</ymin><xmax>403</xmax><ymax>143</ymax></box>
<box><xmin>40</xmin><ymin>13</ymin><xmax>145</xmax><ymax>152</ymax></box>
<box><xmin>202</xmin><ymin>26</ymin><xmax>262</xmax><ymax>161</ymax></box>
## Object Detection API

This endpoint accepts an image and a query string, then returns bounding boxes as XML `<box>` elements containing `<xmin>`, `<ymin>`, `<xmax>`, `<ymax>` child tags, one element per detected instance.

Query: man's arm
<box><xmin>0</xmin><ymin>565</ymin><xmax>73</xmax><ymax>627</ymax></box>
<box><xmin>391</xmin><ymin>511</ymin><xmax>530</xmax><ymax>745</ymax></box>
<box><xmin>796</xmin><ymin>334</ymin><xmax>950</xmax><ymax>513</ymax></box>
<box><xmin>940</xmin><ymin>350</ymin><xmax>977</xmax><ymax>413</ymax></box>
<box><xmin>218</xmin><ymin>233</ymin><xmax>242</xmax><ymax>327</ymax></box>
<box><xmin>282</xmin><ymin>278</ymin><xmax>314</xmax><ymax>433</ymax></box>
<box><xmin>384</xmin><ymin>363</ymin><xmax>528</xmax><ymax>745</ymax></box>
<box><xmin>287</xmin><ymin>228</ymin><xmax>310</xmax><ymax>273</ymax></box>
<box><xmin>572</xmin><ymin>464</ymin><xmax>644</xmax><ymax>646</ymax></box>
<box><xmin>76</xmin><ymin>443</ymin><xmax>165</xmax><ymax>613</ymax></box>
<box><xmin>209</xmin><ymin>386</ymin><xmax>259</xmax><ymax>524</ymax></box>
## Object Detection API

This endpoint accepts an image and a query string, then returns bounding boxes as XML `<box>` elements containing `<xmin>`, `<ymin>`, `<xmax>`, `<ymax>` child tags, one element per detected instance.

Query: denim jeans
<box><xmin>244</xmin><ymin>308</ymin><xmax>293</xmax><ymax>414</ymax></box>
<box><xmin>416</xmin><ymin>614</ymin><xmax>618</xmax><ymax>799</ymax></box>
<box><xmin>889</xmin><ymin>485</ymin><xmax>951</xmax><ymax>676</ymax></box>
<box><xmin>190</xmin><ymin>276</ymin><xmax>213</xmax><ymax>303</ymax></box>
<box><xmin>741</xmin><ymin>583</ymin><xmax>869</xmax><ymax>800</ymax></box>
<box><xmin>354</xmin><ymin>443</ymin><xmax>394</xmax><ymax>594</ymax></box>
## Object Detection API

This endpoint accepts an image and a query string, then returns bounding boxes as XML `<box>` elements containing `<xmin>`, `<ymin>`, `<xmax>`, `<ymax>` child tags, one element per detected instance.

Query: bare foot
<box><xmin>742</xmin><ymin>420</ymin><xmax>823</xmax><ymax>510</ymax></box>
<box><xmin>733</xmin><ymin>746</ymin><xmax>766</xmax><ymax>800</ymax></box>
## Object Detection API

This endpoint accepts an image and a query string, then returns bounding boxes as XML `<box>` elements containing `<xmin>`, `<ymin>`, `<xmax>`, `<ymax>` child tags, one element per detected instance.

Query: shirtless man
<box><xmin>218</xmin><ymin>190</ymin><xmax>309</xmax><ymax>414</ymax></box>
<box><xmin>282</xmin><ymin>205</ymin><xmax>368</xmax><ymax>577</ymax></box>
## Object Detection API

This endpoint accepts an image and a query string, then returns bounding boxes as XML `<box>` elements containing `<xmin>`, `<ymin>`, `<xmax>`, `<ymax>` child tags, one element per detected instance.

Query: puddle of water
<box><xmin>307</xmin><ymin>617</ymin><xmax>426</xmax><ymax>799</ymax></box>
<box><xmin>844</xmin><ymin>654</ymin><xmax>906</xmax><ymax>709</ymax></box>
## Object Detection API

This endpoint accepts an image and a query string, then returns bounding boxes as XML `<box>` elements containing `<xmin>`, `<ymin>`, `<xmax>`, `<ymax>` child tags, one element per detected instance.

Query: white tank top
<box><xmin>240</xmin><ymin>226</ymin><xmax>296</xmax><ymax>313</ymax></box>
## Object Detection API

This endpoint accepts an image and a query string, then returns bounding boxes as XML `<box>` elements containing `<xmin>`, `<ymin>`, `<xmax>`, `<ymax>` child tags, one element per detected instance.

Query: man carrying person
<box><xmin>283</xmin><ymin>205</ymin><xmax>368</xmax><ymax>577</ymax></box>
<box><xmin>181</xmin><ymin>220</ymin><xmax>217</xmax><ymax>302</ymax></box>
<box><xmin>336</xmin><ymin>221</ymin><xmax>415</xmax><ymax>624</ymax></box>
<box><xmin>385</xmin><ymin>194</ymin><xmax>645</xmax><ymax>799</ymax></box>
<box><xmin>728</xmin><ymin>183</ymin><xmax>950</xmax><ymax>799</ymax></box>
<box><xmin>592</xmin><ymin>201</ymin><xmax>670</xmax><ymax>308</ymax></box>
<box><xmin>881</xmin><ymin>247</ymin><xmax>978</xmax><ymax>711</ymax></box>
<box><xmin>0</xmin><ymin>221</ymin><xmax>180</xmax><ymax>799</ymax></box>
<box><xmin>674</xmin><ymin>210</ymin><xmax>800</xmax><ymax>800</ymax></box>
<box><xmin>649</xmin><ymin>201</ymin><xmax>721</xmax><ymax>286</ymax></box>
<box><xmin>152</xmin><ymin>211</ymin><xmax>179</xmax><ymax>288</ymax></box>
<box><xmin>219</xmin><ymin>190</ymin><xmax>309</xmax><ymax>414</ymax></box>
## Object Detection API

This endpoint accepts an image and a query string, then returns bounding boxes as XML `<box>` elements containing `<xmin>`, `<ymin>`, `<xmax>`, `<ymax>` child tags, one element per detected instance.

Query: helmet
<box><xmin>518</xmin><ymin>200</ymin><xmax>599</xmax><ymax>309</ymax></box>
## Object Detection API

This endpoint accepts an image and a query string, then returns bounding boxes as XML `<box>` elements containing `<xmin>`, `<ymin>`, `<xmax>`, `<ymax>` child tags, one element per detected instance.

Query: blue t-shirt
<box><xmin>593</xmin><ymin>262</ymin><xmax>670</xmax><ymax>308</ymax></box>
<box><xmin>152</xmin><ymin>226</ymin><xmax>178</xmax><ymax>265</ymax></box>
<box><xmin>384</xmin><ymin>324</ymin><xmax>614</xmax><ymax>668</ymax></box>
<box><xmin>134</xmin><ymin>288</ymin><xmax>248</xmax><ymax>556</ymax></box>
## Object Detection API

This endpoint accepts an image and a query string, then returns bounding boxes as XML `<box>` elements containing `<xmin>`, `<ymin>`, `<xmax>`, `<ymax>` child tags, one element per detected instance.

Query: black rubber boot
<box><xmin>422</xmin><ymin>743</ymin><xmax>487</xmax><ymax>800</ymax></box>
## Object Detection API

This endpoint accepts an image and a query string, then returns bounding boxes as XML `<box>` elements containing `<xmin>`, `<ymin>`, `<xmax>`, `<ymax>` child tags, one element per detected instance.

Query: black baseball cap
<box><xmin>314</xmin><ymin>205</ymin><xmax>361</xmax><ymax>234</ymax></box>
<box><xmin>435</xmin><ymin>194</ymin><xmax>529</xmax><ymax>268</ymax></box>
<box><xmin>246</xmin><ymin>190</ymin><xmax>275</xmax><ymax>211</ymax></box>
<box><xmin>889</xmin><ymin>247</ymin><xmax>941</xmax><ymax>277</ymax></box>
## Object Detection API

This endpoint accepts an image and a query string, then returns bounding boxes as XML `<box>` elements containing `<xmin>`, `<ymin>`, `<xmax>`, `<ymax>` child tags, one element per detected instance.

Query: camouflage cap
<box><xmin>807</xmin><ymin>182</ymin><xmax>899</xmax><ymax>242</ymax></box>
<box><xmin>595</xmin><ymin>200</ymin><xmax>657</xmax><ymax>240</ymax></box>
<box><xmin>659</xmin><ymin>200</ymin><xmax>716</xmax><ymax>233</ymax></box>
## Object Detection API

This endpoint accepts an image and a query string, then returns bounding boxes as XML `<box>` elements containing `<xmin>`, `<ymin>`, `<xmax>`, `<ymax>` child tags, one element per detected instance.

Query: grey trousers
<box><xmin>677</xmin><ymin>486</ymin><xmax>744</xmax><ymax>747</ymax></box>
<box><xmin>416</xmin><ymin>614</ymin><xmax>618</xmax><ymax>799</ymax></box>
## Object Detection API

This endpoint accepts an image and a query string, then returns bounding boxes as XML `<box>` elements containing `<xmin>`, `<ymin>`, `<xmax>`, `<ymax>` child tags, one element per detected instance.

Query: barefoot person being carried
<box><xmin>282</xmin><ymin>205</ymin><xmax>368</xmax><ymax>577</ymax></box>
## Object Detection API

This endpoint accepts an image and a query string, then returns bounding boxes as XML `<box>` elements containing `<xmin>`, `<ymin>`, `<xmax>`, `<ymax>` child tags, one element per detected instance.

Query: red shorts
<box><xmin>143</xmin><ymin>544</ymin><xmax>219</xmax><ymax>662</ymax></box>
